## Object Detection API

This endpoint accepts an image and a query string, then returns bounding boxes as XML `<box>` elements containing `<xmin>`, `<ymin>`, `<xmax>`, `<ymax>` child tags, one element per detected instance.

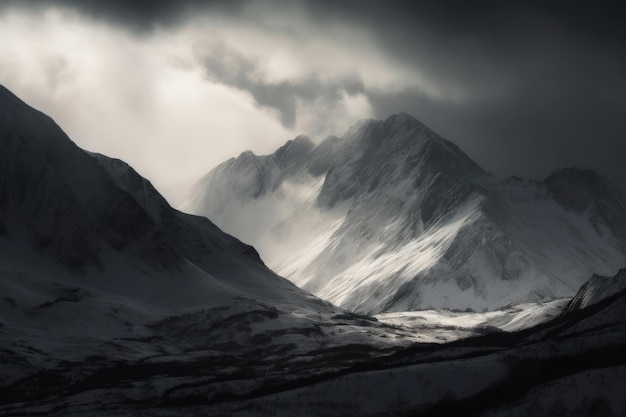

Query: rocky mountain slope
<box><xmin>183</xmin><ymin>113</ymin><xmax>626</xmax><ymax>314</ymax></box>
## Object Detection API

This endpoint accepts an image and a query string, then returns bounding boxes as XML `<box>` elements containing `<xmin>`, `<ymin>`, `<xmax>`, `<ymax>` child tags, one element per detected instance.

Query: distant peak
<box><xmin>275</xmin><ymin>135</ymin><xmax>314</xmax><ymax>156</ymax></box>
<box><xmin>293</xmin><ymin>134</ymin><xmax>314</xmax><ymax>148</ymax></box>
<box><xmin>274</xmin><ymin>134</ymin><xmax>314</xmax><ymax>167</ymax></box>
<box><xmin>387</xmin><ymin>112</ymin><xmax>417</xmax><ymax>122</ymax></box>
<box><xmin>237</xmin><ymin>150</ymin><xmax>257</xmax><ymax>160</ymax></box>
<box><xmin>341</xmin><ymin>113</ymin><xmax>427</xmax><ymax>143</ymax></box>
<box><xmin>383</xmin><ymin>112</ymin><xmax>425</xmax><ymax>129</ymax></box>
<box><xmin>544</xmin><ymin>167</ymin><xmax>611</xmax><ymax>194</ymax></box>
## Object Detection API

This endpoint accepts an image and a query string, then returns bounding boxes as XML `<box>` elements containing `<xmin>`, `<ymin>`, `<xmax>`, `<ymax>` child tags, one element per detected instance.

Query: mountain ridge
<box><xmin>0</xmin><ymin>84</ymin><xmax>333</xmax><ymax>311</ymax></box>
<box><xmin>565</xmin><ymin>267</ymin><xmax>626</xmax><ymax>312</ymax></box>
<box><xmin>183</xmin><ymin>112</ymin><xmax>626</xmax><ymax>314</ymax></box>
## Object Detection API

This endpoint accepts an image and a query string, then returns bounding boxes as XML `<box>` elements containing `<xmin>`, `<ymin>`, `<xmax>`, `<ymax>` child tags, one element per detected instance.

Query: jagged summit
<box><xmin>292</xmin><ymin>133</ymin><xmax>315</xmax><ymax>147</ymax></box>
<box><xmin>182</xmin><ymin>111</ymin><xmax>487</xmax><ymax>214</ymax></box>
<box><xmin>348</xmin><ymin>112</ymin><xmax>425</xmax><ymax>136</ymax></box>
<box><xmin>186</xmin><ymin>111</ymin><xmax>626</xmax><ymax>314</ymax></box>
<box><xmin>381</xmin><ymin>112</ymin><xmax>431</xmax><ymax>136</ymax></box>
<box><xmin>387</xmin><ymin>111</ymin><xmax>418</xmax><ymax>122</ymax></box>
<box><xmin>274</xmin><ymin>134</ymin><xmax>314</xmax><ymax>169</ymax></box>
<box><xmin>315</xmin><ymin>113</ymin><xmax>486</xmax><ymax>209</ymax></box>
<box><xmin>340</xmin><ymin>112</ymin><xmax>434</xmax><ymax>148</ymax></box>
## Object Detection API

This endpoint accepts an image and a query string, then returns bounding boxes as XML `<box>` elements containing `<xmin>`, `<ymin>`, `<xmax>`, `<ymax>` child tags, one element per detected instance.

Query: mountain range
<box><xmin>182</xmin><ymin>113</ymin><xmax>626</xmax><ymax>314</ymax></box>
<box><xmin>1</xmin><ymin>85</ymin><xmax>625</xmax><ymax>416</ymax></box>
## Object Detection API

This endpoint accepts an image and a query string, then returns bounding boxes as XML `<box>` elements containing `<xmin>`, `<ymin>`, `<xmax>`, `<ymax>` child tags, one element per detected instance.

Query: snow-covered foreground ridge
<box><xmin>4</xmin><ymin>261</ymin><xmax>626</xmax><ymax>416</ymax></box>
<box><xmin>183</xmin><ymin>112</ymin><xmax>626</xmax><ymax>313</ymax></box>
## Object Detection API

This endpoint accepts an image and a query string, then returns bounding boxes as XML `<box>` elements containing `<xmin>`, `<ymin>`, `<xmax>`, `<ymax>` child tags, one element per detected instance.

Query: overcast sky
<box><xmin>1</xmin><ymin>0</ymin><xmax>625</xmax><ymax>204</ymax></box>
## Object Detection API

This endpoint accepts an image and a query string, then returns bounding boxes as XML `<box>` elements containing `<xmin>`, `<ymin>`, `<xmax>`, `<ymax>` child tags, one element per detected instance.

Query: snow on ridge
<box><xmin>565</xmin><ymin>268</ymin><xmax>626</xmax><ymax>312</ymax></box>
<box><xmin>185</xmin><ymin>112</ymin><xmax>626</xmax><ymax>314</ymax></box>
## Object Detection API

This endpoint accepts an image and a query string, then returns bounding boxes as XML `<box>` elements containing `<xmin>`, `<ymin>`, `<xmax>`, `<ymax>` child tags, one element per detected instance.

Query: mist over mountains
<box><xmin>183</xmin><ymin>112</ymin><xmax>626</xmax><ymax>314</ymax></box>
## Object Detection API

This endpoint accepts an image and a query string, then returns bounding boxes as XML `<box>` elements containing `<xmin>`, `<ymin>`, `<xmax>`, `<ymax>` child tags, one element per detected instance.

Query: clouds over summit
<box><xmin>1</xmin><ymin>1</ymin><xmax>625</xmax><ymax>201</ymax></box>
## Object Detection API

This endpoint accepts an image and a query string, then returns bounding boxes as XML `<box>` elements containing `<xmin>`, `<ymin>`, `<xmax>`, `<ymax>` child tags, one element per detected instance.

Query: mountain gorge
<box><xmin>183</xmin><ymin>113</ymin><xmax>626</xmax><ymax>314</ymax></box>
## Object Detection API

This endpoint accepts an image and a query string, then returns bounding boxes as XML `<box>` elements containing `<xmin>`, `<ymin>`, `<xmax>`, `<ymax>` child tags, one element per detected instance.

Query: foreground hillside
<box><xmin>3</xmin><ymin>267</ymin><xmax>623</xmax><ymax>416</ymax></box>
<box><xmin>141</xmin><ymin>269</ymin><xmax>626</xmax><ymax>417</ymax></box>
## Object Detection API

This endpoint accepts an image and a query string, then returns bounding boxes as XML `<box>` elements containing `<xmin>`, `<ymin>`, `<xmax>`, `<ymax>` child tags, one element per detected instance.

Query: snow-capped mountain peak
<box><xmin>184</xmin><ymin>112</ymin><xmax>626</xmax><ymax>314</ymax></box>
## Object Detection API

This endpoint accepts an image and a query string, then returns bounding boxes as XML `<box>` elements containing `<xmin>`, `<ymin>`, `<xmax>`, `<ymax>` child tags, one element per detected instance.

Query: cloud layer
<box><xmin>1</xmin><ymin>1</ymin><xmax>625</xmax><ymax>202</ymax></box>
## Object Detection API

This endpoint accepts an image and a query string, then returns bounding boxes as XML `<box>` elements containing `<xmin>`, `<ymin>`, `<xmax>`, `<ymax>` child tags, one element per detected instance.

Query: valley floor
<box><xmin>4</xmin><ymin>289</ymin><xmax>624</xmax><ymax>417</ymax></box>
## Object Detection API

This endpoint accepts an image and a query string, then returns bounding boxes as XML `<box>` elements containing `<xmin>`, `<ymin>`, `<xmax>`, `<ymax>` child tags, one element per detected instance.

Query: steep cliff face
<box><xmin>184</xmin><ymin>111</ymin><xmax>626</xmax><ymax>313</ymax></box>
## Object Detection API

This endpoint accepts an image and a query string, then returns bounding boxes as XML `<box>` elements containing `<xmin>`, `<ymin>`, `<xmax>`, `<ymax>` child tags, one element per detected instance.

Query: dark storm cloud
<box><xmin>22</xmin><ymin>0</ymin><xmax>626</xmax><ymax>45</ymax></box>
<box><xmin>295</xmin><ymin>0</ymin><xmax>626</xmax><ymax>193</ymax></box>
<box><xmin>3</xmin><ymin>0</ymin><xmax>624</xmax><ymax>193</ymax></box>
<box><xmin>357</xmin><ymin>2</ymin><xmax>626</xmax><ymax>191</ymax></box>
<box><xmin>0</xmin><ymin>0</ymin><xmax>247</xmax><ymax>30</ymax></box>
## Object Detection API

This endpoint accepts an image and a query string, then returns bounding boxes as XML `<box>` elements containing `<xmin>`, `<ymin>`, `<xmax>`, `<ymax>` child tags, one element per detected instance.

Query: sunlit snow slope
<box><xmin>183</xmin><ymin>113</ymin><xmax>626</xmax><ymax>314</ymax></box>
